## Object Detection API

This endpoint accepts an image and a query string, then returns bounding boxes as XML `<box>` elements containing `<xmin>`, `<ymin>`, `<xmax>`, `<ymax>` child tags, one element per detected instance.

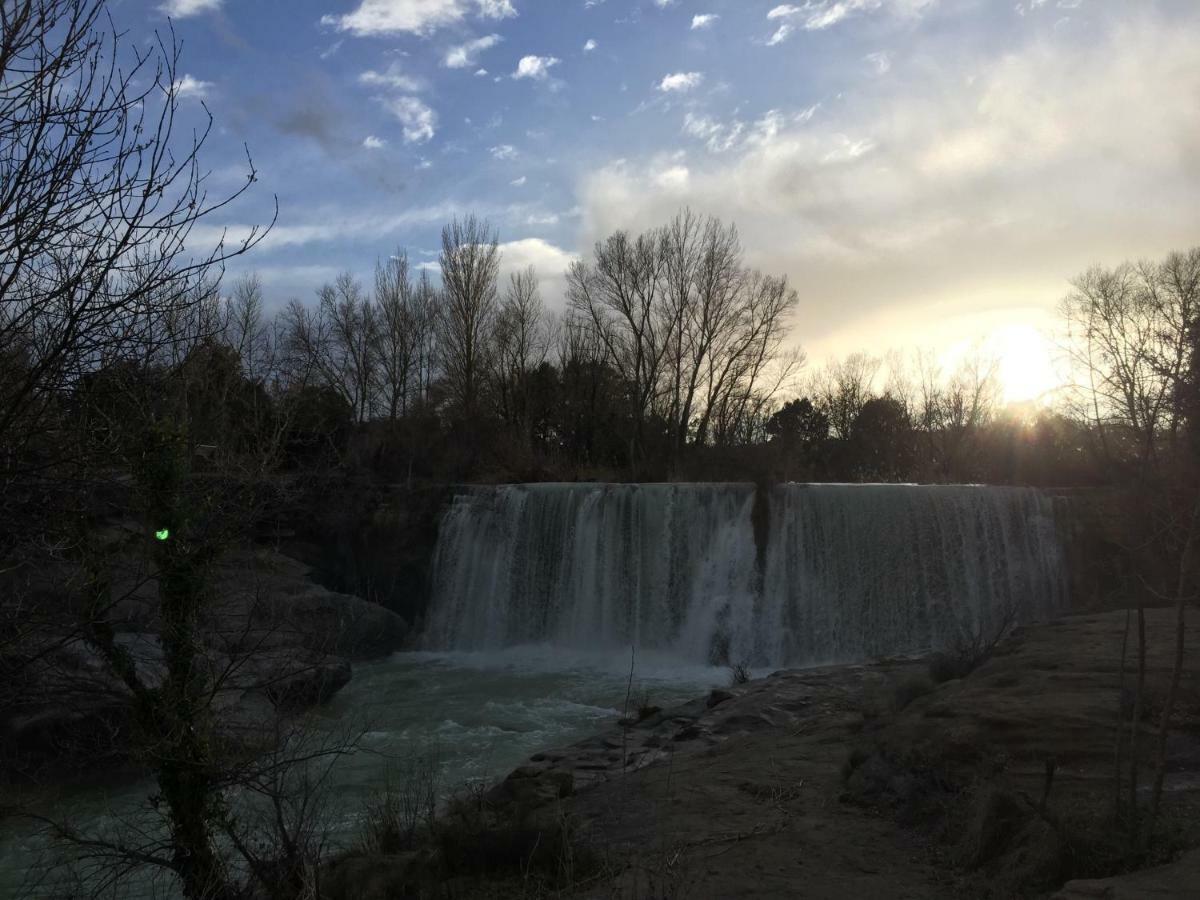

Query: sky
<box><xmin>122</xmin><ymin>0</ymin><xmax>1200</xmax><ymax>401</ymax></box>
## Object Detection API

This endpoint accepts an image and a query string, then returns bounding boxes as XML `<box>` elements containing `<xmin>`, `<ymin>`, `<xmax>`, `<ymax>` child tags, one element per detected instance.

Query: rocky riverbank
<box><xmin>330</xmin><ymin>608</ymin><xmax>1200</xmax><ymax>899</ymax></box>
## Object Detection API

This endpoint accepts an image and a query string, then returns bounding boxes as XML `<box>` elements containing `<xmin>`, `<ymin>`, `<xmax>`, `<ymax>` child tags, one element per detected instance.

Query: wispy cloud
<box><xmin>359</xmin><ymin>63</ymin><xmax>423</xmax><ymax>91</ymax></box>
<box><xmin>691</xmin><ymin>14</ymin><xmax>719</xmax><ymax>30</ymax></box>
<box><xmin>767</xmin><ymin>1</ymin><xmax>937</xmax><ymax>35</ymax></box>
<box><xmin>363</xmin><ymin>135</ymin><xmax>386</xmax><ymax>149</ymax></box>
<box><xmin>381</xmin><ymin>96</ymin><xmax>437</xmax><ymax>143</ymax></box>
<box><xmin>444</xmin><ymin>34</ymin><xmax>502</xmax><ymax>68</ymax></box>
<box><xmin>766</xmin><ymin>24</ymin><xmax>793</xmax><ymax>45</ymax></box>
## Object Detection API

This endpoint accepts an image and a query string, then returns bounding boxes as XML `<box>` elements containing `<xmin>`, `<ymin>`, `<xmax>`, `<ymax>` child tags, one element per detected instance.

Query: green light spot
<box><xmin>155</xmin><ymin>529</ymin><xmax>170</xmax><ymax>541</ymax></box>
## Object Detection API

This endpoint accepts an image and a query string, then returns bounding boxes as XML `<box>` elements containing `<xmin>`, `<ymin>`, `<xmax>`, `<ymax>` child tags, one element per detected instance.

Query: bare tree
<box><xmin>567</xmin><ymin>227</ymin><xmax>669</xmax><ymax>461</ymax></box>
<box><xmin>372</xmin><ymin>252</ymin><xmax>419</xmax><ymax>421</ymax></box>
<box><xmin>907</xmin><ymin>347</ymin><xmax>1001</xmax><ymax>480</ymax></box>
<box><xmin>492</xmin><ymin>266</ymin><xmax>550</xmax><ymax>445</ymax></box>
<box><xmin>569</xmin><ymin>212</ymin><xmax>799</xmax><ymax>461</ymax></box>
<box><xmin>410</xmin><ymin>269</ymin><xmax>441</xmax><ymax>410</ymax></box>
<box><xmin>1060</xmin><ymin>257</ymin><xmax>1194</xmax><ymax>472</ymax></box>
<box><xmin>0</xmin><ymin>0</ymin><xmax>271</xmax><ymax>474</ymax></box>
<box><xmin>226</xmin><ymin>274</ymin><xmax>274</xmax><ymax>385</ymax></box>
<box><xmin>811</xmin><ymin>352</ymin><xmax>881</xmax><ymax>441</ymax></box>
<box><xmin>283</xmin><ymin>274</ymin><xmax>378</xmax><ymax>424</ymax></box>
<box><xmin>438</xmin><ymin>215</ymin><xmax>500</xmax><ymax>419</ymax></box>
<box><xmin>699</xmin><ymin>272</ymin><xmax>802</xmax><ymax>448</ymax></box>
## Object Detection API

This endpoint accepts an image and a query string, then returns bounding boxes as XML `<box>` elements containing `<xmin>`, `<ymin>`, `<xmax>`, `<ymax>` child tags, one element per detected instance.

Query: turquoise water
<box><xmin>0</xmin><ymin>646</ymin><xmax>723</xmax><ymax>898</ymax></box>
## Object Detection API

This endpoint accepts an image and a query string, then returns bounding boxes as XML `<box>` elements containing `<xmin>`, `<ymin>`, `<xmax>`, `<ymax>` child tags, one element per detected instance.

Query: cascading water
<box><xmin>424</xmin><ymin>483</ymin><xmax>1067</xmax><ymax>668</ymax></box>
<box><xmin>425</xmin><ymin>484</ymin><xmax>761</xmax><ymax>662</ymax></box>
<box><xmin>759</xmin><ymin>484</ymin><xmax>1066</xmax><ymax>665</ymax></box>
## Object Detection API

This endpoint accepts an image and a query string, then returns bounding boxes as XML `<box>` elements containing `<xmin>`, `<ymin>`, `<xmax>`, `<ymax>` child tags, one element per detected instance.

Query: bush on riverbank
<box><xmin>327</xmin><ymin>781</ymin><xmax>604</xmax><ymax>899</ymax></box>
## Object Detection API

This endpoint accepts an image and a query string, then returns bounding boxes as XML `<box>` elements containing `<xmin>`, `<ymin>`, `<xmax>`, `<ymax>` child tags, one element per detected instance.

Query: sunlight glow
<box><xmin>981</xmin><ymin>324</ymin><xmax>1061</xmax><ymax>405</ymax></box>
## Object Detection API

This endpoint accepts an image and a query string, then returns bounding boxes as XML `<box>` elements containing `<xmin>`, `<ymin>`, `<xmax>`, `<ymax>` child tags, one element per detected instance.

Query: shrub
<box><xmin>931</xmin><ymin>603</ymin><xmax>1021</xmax><ymax>683</ymax></box>
<box><xmin>358</xmin><ymin>754</ymin><xmax>439</xmax><ymax>854</ymax></box>
<box><xmin>729</xmin><ymin>661</ymin><xmax>752</xmax><ymax>686</ymax></box>
<box><xmin>436</xmin><ymin>791</ymin><xmax>602</xmax><ymax>890</ymax></box>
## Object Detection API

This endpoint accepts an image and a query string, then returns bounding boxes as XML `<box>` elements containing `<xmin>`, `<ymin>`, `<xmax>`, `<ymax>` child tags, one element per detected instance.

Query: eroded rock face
<box><xmin>207</xmin><ymin>549</ymin><xmax>409</xmax><ymax>662</ymax></box>
<box><xmin>0</xmin><ymin>548</ymin><xmax>401</xmax><ymax>779</ymax></box>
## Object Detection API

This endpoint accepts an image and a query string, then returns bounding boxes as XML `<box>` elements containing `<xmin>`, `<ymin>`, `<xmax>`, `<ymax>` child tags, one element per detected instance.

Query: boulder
<box><xmin>486</xmin><ymin>766</ymin><xmax>574</xmax><ymax>814</ymax></box>
<box><xmin>707</xmin><ymin>688</ymin><xmax>735</xmax><ymax>708</ymax></box>
<box><xmin>263</xmin><ymin>657</ymin><xmax>353</xmax><ymax>711</ymax></box>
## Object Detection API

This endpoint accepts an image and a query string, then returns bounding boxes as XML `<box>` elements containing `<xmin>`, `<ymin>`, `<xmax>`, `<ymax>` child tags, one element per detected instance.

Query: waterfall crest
<box><xmin>425</xmin><ymin>483</ymin><xmax>1066</xmax><ymax>667</ymax></box>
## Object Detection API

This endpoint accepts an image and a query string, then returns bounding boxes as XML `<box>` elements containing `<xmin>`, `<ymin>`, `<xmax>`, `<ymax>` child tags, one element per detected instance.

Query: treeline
<box><xmin>27</xmin><ymin>226</ymin><xmax>1199</xmax><ymax>490</ymax></box>
<box><xmin>24</xmin><ymin>210</ymin><xmax>802</xmax><ymax>484</ymax></box>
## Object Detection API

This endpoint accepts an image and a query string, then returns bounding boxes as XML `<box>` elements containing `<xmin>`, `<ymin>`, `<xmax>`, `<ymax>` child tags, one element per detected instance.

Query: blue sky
<box><xmin>122</xmin><ymin>0</ymin><xmax>1200</xmax><ymax>398</ymax></box>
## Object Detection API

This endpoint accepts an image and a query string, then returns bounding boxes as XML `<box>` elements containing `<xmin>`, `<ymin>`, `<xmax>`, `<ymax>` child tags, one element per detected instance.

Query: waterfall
<box><xmin>424</xmin><ymin>483</ymin><xmax>1067</xmax><ymax>667</ymax></box>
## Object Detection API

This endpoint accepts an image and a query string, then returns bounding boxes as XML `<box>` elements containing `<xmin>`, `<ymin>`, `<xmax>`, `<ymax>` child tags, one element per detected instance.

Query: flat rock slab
<box><xmin>489</xmin><ymin>610</ymin><xmax>1200</xmax><ymax>898</ymax></box>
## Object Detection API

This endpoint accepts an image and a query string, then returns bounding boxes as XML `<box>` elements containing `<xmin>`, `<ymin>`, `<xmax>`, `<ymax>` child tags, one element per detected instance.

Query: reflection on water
<box><xmin>0</xmin><ymin>645</ymin><xmax>722</xmax><ymax>898</ymax></box>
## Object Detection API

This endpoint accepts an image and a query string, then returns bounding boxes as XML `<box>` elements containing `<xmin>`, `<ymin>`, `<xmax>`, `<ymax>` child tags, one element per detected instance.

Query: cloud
<box><xmin>173</xmin><ymin>74</ymin><xmax>213</xmax><ymax>98</ymax></box>
<box><xmin>363</xmin><ymin>135</ymin><xmax>387</xmax><ymax>149</ymax></box>
<box><xmin>865</xmin><ymin>51</ymin><xmax>891</xmax><ymax>74</ymax></box>
<box><xmin>491</xmin><ymin>144</ymin><xmax>517</xmax><ymax>159</ymax></box>
<box><xmin>189</xmin><ymin>203</ymin><xmax>468</xmax><ymax>256</ymax></box>
<box><xmin>160</xmin><ymin>0</ymin><xmax>222</xmax><ymax>17</ymax></box>
<box><xmin>497</xmin><ymin>238</ymin><xmax>578</xmax><ymax>309</ymax></box>
<box><xmin>323</xmin><ymin>0</ymin><xmax>515</xmax><ymax>36</ymax></box>
<box><xmin>381</xmin><ymin>96</ymin><xmax>437</xmax><ymax>143</ymax></box>
<box><xmin>578</xmin><ymin>11</ymin><xmax>1200</xmax><ymax>359</ymax></box>
<box><xmin>691</xmin><ymin>14</ymin><xmax>718</xmax><ymax>30</ymax></box>
<box><xmin>683</xmin><ymin>112</ymin><xmax>746</xmax><ymax>152</ymax></box>
<box><xmin>658</xmin><ymin>71</ymin><xmax>703</xmax><ymax>92</ymax></box>
<box><xmin>444</xmin><ymin>33</ymin><xmax>502</xmax><ymax>68</ymax></box>
<box><xmin>766</xmin><ymin>24</ymin><xmax>793</xmax><ymax>45</ymax></box>
<box><xmin>477</xmin><ymin>0</ymin><xmax>517</xmax><ymax>18</ymax></box>
<box><xmin>766</xmin><ymin>1</ymin><xmax>937</xmax><ymax>33</ymax></box>
<box><xmin>513</xmin><ymin>55</ymin><xmax>561</xmax><ymax>80</ymax></box>
<box><xmin>653</xmin><ymin>165</ymin><xmax>690</xmax><ymax>191</ymax></box>
<box><xmin>583</xmin><ymin>38</ymin><xmax>598</xmax><ymax>51</ymax></box>
<box><xmin>359</xmin><ymin>63</ymin><xmax>423</xmax><ymax>91</ymax></box>
<box><xmin>510</xmin><ymin>176</ymin><xmax>527</xmax><ymax>186</ymax></box>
